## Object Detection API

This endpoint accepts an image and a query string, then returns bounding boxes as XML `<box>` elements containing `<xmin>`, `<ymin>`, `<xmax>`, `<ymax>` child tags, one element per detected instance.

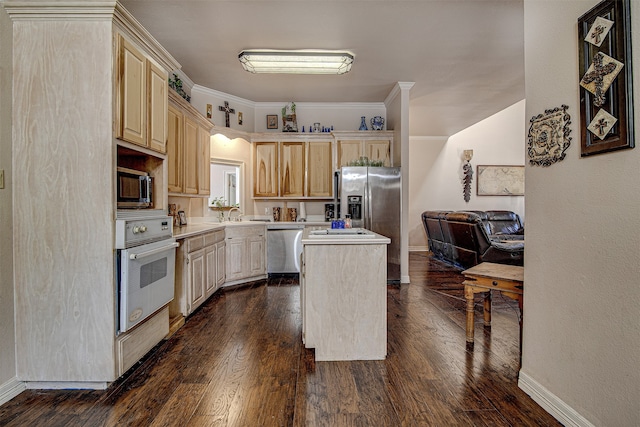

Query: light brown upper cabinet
<box><xmin>167</xmin><ymin>90</ymin><xmax>213</xmax><ymax>196</ymax></box>
<box><xmin>253</xmin><ymin>139</ymin><xmax>334</xmax><ymax>199</ymax></box>
<box><xmin>183</xmin><ymin>116</ymin><xmax>199</xmax><ymax>195</ymax></box>
<box><xmin>198</xmin><ymin>126</ymin><xmax>211</xmax><ymax>195</ymax></box>
<box><xmin>337</xmin><ymin>140</ymin><xmax>362</xmax><ymax>168</ymax></box>
<box><xmin>166</xmin><ymin>104</ymin><xmax>183</xmax><ymax>193</ymax></box>
<box><xmin>116</xmin><ymin>34</ymin><xmax>167</xmax><ymax>154</ymax></box>
<box><xmin>280</xmin><ymin>142</ymin><xmax>305</xmax><ymax>197</ymax></box>
<box><xmin>307</xmin><ymin>141</ymin><xmax>333</xmax><ymax>197</ymax></box>
<box><xmin>336</xmin><ymin>132</ymin><xmax>393</xmax><ymax>167</ymax></box>
<box><xmin>365</xmin><ymin>140</ymin><xmax>391</xmax><ymax>166</ymax></box>
<box><xmin>254</xmin><ymin>142</ymin><xmax>279</xmax><ymax>197</ymax></box>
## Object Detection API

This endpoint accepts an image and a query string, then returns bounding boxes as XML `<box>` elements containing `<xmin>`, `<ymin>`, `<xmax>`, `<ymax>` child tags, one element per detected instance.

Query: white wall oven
<box><xmin>116</xmin><ymin>215</ymin><xmax>178</xmax><ymax>334</ymax></box>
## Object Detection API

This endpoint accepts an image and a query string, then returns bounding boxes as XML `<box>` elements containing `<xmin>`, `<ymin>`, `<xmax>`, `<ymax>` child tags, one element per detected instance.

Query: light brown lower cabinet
<box><xmin>171</xmin><ymin>230</ymin><xmax>225</xmax><ymax>318</ymax></box>
<box><xmin>225</xmin><ymin>226</ymin><xmax>266</xmax><ymax>285</ymax></box>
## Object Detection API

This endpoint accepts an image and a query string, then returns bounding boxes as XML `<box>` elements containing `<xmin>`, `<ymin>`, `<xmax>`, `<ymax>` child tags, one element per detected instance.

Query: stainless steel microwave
<box><xmin>117</xmin><ymin>166</ymin><xmax>153</xmax><ymax>209</ymax></box>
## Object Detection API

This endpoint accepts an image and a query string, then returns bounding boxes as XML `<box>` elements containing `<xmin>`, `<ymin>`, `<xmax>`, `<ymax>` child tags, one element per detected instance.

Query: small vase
<box><xmin>359</xmin><ymin>116</ymin><xmax>368</xmax><ymax>131</ymax></box>
<box><xmin>370</xmin><ymin>116</ymin><xmax>385</xmax><ymax>130</ymax></box>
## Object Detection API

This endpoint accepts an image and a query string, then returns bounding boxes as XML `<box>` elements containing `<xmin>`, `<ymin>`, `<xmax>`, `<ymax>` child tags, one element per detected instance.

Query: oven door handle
<box><xmin>129</xmin><ymin>242</ymin><xmax>179</xmax><ymax>260</ymax></box>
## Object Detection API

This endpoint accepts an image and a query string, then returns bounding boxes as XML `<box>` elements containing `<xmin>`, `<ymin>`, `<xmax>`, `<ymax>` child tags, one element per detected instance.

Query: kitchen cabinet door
<box><xmin>166</xmin><ymin>104</ymin><xmax>183</xmax><ymax>193</ymax></box>
<box><xmin>248</xmin><ymin>234</ymin><xmax>265</xmax><ymax>277</ymax></box>
<box><xmin>225</xmin><ymin>236</ymin><xmax>246</xmax><ymax>282</ymax></box>
<box><xmin>147</xmin><ymin>60</ymin><xmax>168</xmax><ymax>153</ymax></box>
<box><xmin>118</xmin><ymin>35</ymin><xmax>146</xmax><ymax>147</ymax></box>
<box><xmin>365</xmin><ymin>140</ymin><xmax>391</xmax><ymax>167</ymax></box>
<box><xmin>337</xmin><ymin>140</ymin><xmax>362</xmax><ymax>167</ymax></box>
<box><xmin>204</xmin><ymin>244</ymin><xmax>217</xmax><ymax>298</ymax></box>
<box><xmin>254</xmin><ymin>142</ymin><xmax>278</xmax><ymax>197</ymax></box>
<box><xmin>307</xmin><ymin>141</ymin><xmax>333</xmax><ymax>197</ymax></box>
<box><xmin>215</xmin><ymin>241</ymin><xmax>226</xmax><ymax>288</ymax></box>
<box><xmin>183</xmin><ymin>116</ymin><xmax>199</xmax><ymax>194</ymax></box>
<box><xmin>280</xmin><ymin>142</ymin><xmax>305</xmax><ymax>197</ymax></box>
<box><xmin>188</xmin><ymin>249</ymin><xmax>206</xmax><ymax>313</ymax></box>
<box><xmin>197</xmin><ymin>126</ymin><xmax>211</xmax><ymax>196</ymax></box>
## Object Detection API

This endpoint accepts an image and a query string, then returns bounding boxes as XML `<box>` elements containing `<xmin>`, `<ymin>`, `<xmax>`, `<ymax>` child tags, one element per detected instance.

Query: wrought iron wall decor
<box><xmin>578</xmin><ymin>0</ymin><xmax>634</xmax><ymax>156</ymax></box>
<box><xmin>462</xmin><ymin>150</ymin><xmax>473</xmax><ymax>202</ymax></box>
<box><xmin>527</xmin><ymin>105</ymin><xmax>572</xmax><ymax>167</ymax></box>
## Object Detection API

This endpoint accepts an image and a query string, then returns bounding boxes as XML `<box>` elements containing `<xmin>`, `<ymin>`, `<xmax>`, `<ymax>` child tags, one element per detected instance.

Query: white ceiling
<box><xmin>120</xmin><ymin>0</ymin><xmax>525</xmax><ymax>137</ymax></box>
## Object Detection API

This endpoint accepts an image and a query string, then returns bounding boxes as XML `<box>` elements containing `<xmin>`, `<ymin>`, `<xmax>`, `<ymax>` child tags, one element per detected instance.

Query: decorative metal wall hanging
<box><xmin>578</xmin><ymin>0</ymin><xmax>634</xmax><ymax>156</ymax></box>
<box><xmin>527</xmin><ymin>105</ymin><xmax>572</xmax><ymax>167</ymax></box>
<box><xmin>218</xmin><ymin>101</ymin><xmax>235</xmax><ymax>127</ymax></box>
<box><xmin>462</xmin><ymin>150</ymin><xmax>473</xmax><ymax>202</ymax></box>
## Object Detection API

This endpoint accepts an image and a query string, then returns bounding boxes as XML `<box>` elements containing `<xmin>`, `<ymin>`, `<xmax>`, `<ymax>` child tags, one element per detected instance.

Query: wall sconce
<box><xmin>462</xmin><ymin>150</ymin><xmax>473</xmax><ymax>202</ymax></box>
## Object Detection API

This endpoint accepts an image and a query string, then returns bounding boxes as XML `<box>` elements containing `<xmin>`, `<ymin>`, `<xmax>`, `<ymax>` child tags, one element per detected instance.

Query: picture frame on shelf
<box><xmin>178</xmin><ymin>210</ymin><xmax>187</xmax><ymax>226</ymax></box>
<box><xmin>578</xmin><ymin>0</ymin><xmax>634</xmax><ymax>156</ymax></box>
<box><xmin>267</xmin><ymin>114</ymin><xmax>278</xmax><ymax>129</ymax></box>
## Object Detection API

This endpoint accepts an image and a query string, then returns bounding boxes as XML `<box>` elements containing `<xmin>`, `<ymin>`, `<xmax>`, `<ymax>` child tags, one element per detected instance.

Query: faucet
<box><xmin>227</xmin><ymin>207</ymin><xmax>243</xmax><ymax>222</ymax></box>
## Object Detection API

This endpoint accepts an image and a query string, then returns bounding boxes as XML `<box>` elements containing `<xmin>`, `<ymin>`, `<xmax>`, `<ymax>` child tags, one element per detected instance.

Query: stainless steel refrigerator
<box><xmin>340</xmin><ymin>167</ymin><xmax>401</xmax><ymax>283</ymax></box>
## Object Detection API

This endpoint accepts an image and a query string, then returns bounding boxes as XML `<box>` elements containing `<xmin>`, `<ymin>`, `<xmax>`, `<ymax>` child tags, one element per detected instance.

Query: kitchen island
<box><xmin>300</xmin><ymin>228</ymin><xmax>390</xmax><ymax>361</ymax></box>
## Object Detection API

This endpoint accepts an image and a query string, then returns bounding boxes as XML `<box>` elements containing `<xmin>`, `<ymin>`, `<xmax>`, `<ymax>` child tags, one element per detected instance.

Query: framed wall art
<box><xmin>578</xmin><ymin>0</ymin><xmax>634</xmax><ymax>156</ymax></box>
<box><xmin>476</xmin><ymin>165</ymin><xmax>524</xmax><ymax>196</ymax></box>
<box><xmin>266</xmin><ymin>114</ymin><xmax>278</xmax><ymax>129</ymax></box>
<box><xmin>527</xmin><ymin>105</ymin><xmax>572</xmax><ymax>167</ymax></box>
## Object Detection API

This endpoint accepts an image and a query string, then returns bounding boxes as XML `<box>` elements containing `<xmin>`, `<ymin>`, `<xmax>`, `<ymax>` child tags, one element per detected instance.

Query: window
<box><xmin>210</xmin><ymin>160</ymin><xmax>243</xmax><ymax>209</ymax></box>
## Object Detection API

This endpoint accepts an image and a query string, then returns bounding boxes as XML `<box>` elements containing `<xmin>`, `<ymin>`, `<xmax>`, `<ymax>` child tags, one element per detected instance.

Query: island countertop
<box><xmin>301</xmin><ymin>228</ymin><xmax>391</xmax><ymax>245</ymax></box>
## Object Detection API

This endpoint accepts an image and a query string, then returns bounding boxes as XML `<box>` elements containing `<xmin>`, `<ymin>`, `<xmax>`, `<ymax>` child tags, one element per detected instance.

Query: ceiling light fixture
<box><xmin>238</xmin><ymin>49</ymin><xmax>354</xmax><ymax>75</ymax></box>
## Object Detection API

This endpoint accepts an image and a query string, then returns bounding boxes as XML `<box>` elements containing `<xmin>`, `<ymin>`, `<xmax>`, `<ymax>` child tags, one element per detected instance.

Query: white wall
<box><xmin>253</xmin><ymin>102</ymin><xmax>386</xmax><ymax>133</ymax></box>
<box><xmin>0</xmin><ymin>4</ymin><xmax>19</xmax><ymax>404</ymax></box>
<box><xmin>520</xmin><ymin>1</ymin><xmax>640</xmax><ymax>426</ymax></box>
<box><xmin>191</xmin><ymin>85</ymin><xmax>255</xmax><ymax>133</ymax></box>
<box><xmin>408</xmin><ymin>100</ymin><xmax>526</xmax><ymax>250</ymax></box>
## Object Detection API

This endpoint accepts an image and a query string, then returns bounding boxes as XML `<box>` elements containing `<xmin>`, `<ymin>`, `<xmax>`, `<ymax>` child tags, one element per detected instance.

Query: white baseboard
<box><xmin>0</xmin><ymin>377</ymin><xmax>26</xmax><ymax>406</ymax></box>
<box><xmin>25</xmin><ymin>381</ymin><xmax>109</xmax><ymax>390</ymax></box>
<box><xmin>518</xmin><ymin>370</ymin><xmax>595</xmax><ymax>427</ymax></box>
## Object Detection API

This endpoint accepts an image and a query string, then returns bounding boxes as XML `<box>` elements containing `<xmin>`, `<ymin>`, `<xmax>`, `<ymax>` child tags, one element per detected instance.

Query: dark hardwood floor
<box><xmin>0</xmin><ymin>253</ymin><xmax>560</xmax><ymax>426</ymax></box>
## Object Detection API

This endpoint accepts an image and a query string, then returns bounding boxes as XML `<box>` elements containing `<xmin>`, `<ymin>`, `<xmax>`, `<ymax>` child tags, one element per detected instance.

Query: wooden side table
<box><xmin>462</xmin><ymin>262</ymin><xmax>524</xmax><ymax>350</ymax></box>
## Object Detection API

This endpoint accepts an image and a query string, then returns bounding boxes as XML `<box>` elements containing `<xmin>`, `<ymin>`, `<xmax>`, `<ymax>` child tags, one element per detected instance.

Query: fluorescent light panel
<box><xmin>238</xmin><ymin>50</ymin><xmax>354</xmax><ymax>75</ymax></box>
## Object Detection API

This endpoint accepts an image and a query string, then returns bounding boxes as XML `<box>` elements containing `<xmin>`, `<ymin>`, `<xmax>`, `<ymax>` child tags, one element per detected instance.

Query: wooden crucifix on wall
<box><xmin>218</xmin><ymin>101</ymin><xmax>235</xmax><ymax>127</ymax></box>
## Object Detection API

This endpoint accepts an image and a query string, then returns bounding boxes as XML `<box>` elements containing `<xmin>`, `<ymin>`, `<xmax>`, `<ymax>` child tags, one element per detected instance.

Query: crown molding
<box><xmin>192</xmin><ymin>85</ymin><xmax>256</xmax><ymax>109</ymax></box>
<box><xmin>2</xmin><ymin>1</ymin><xmax>117</xmax><ymax>20</ymax></box>
<box><xmin>256</xmin><ymin>102</ymin><xmax>386</xmax><ymax>111</ymax></box>
<box><xmin>384</xmin><ymin>81</ymin><xmax>415</xmax><ymax>106</ymax></box>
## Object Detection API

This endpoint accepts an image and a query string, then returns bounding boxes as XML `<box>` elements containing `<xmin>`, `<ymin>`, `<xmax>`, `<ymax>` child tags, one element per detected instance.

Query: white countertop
<box><xmin>301</xmin><ymin>227</ymin><xmax>391</xmax><ymax>245</ymax></box>
<box><xmin>173</xmin><ymin>219</ymin><xmax>330</xmax><ymax>239</ymax></box>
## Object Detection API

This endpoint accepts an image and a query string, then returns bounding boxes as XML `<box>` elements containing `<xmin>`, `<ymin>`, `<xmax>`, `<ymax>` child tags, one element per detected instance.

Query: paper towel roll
<box><xmin>299</xmin><ymin>202</ymin><xmax>306</xmax><ymax>220</ymax></box>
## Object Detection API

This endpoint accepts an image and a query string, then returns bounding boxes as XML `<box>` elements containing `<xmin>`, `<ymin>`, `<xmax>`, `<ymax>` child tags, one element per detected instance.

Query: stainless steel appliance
<box><xmin>115</xmin><ymin>215</ymin><xmax>178</xmax><ymax>333</ymax></box>
<box><xmin>324</xmin><ymin>203</ymin><xmax>337</xmax><ymax>221</ymax></box>
<box><xmin>117</xmin><ymin>166</ymin><xmax>153</xmax><ymax>209</ymax></box>
<box><xmin>340</xmin><ymin>166</ymin><xmax>401</xmax><ymax>283</ymax></box>
<box><xmin>267</xmin><ymin>223</ymin><xmax>304</xmax><ymax>274</ymax></box>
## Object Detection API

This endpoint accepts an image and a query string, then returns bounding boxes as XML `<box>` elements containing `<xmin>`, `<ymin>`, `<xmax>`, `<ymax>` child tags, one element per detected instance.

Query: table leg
<box><xmin>464</xmin><ymin>285</ymin><xmax>475</xmax><ymax>345</ymax></box>
<box><xmin>483</xmin><ymin>291</ymin><xmax>492</xmax><ymax>326</ymax></box>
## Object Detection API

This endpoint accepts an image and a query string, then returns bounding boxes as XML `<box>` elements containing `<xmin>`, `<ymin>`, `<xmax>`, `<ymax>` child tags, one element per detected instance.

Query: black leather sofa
<box><xmin>421</xmin><ymin>210</ymin><xmax>524</xmax><ymax>269</ymax></box>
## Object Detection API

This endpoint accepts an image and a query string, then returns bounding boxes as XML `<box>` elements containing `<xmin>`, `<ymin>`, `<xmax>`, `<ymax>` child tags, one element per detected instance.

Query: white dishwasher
<box><xmin>267</xmin><ymin>224</ymin><xmax>304</xmax><ymax>274</ymax></box>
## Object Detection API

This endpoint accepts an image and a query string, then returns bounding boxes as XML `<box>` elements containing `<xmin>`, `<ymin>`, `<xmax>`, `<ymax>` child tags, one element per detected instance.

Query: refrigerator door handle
<box><xmin>366</xmin><ymin>180</ymin><xmax>373</xmax><ymax>229</ymax></box>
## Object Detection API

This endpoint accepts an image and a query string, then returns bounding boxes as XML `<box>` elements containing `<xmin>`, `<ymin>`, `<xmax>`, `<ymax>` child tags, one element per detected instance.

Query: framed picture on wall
<box><xmin>578</xmin><ymin>0</ymin><xmax>634</xmax><ymax>156</ymax></box>
<box><xmin>476</xmin><ymin>165</ymin><xmax>525</xmax><ymax>196</ymax></box>
<box><xmin>266</xmin><ymin>114</ymin><xmax>278</xmax><ymax>129</ymax></box>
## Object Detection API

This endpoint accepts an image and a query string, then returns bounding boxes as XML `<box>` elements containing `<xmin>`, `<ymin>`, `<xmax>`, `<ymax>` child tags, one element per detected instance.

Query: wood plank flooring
<box><xmin>0</xmin><ymin>253</ymin><xmax>561</xmax><ymax>426</ymax></box>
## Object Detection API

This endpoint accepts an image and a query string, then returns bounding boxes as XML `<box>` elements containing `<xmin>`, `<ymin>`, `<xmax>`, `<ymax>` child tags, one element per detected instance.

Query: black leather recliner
<box><xmin>421</xmin><ymin>210</ymin><xmax>524</xmax><ymax>269</ymax></box>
